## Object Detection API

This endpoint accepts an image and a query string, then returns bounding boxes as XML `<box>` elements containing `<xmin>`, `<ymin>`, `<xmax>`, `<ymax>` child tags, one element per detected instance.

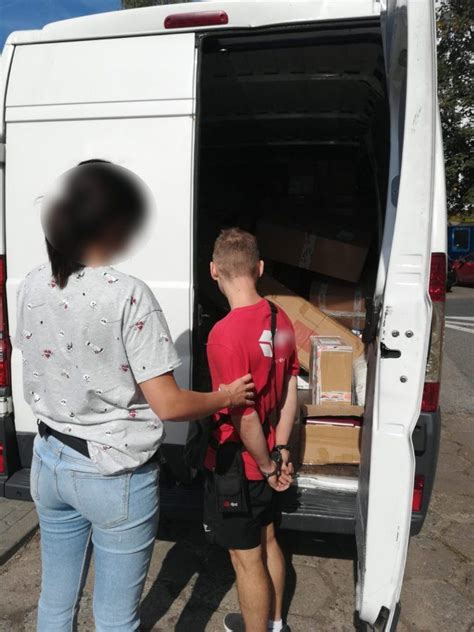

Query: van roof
<box><xmin>6</xmin><ymin>1</ymin><xmax>380</xmax><ymax>46</ymax></box>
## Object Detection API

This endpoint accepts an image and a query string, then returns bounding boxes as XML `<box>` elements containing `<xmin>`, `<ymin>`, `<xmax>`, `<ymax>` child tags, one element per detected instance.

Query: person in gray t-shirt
<box><xmin>16</xmin><ymin>161</ymin><xmax>254</xmax><ymax>632</ymax></box>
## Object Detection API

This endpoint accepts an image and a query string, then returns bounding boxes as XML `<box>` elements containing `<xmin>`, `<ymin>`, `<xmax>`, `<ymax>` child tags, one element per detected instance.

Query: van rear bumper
<box><xmin>279</xmin><ymin>410</ymin><xmax>441</xmax><ymax>536</ymax></box>
<box><xmin>2</xmin><ymin>411</ymin><xmax>441</xmax><ymax>538</ymax></box>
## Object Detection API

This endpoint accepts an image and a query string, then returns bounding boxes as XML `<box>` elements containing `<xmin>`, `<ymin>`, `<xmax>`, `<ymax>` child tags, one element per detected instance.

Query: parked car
<box><xmin>447</xmin><ymin>257</ymin><xmax>457</xmax><ymax>291</ymax></box>
<box><xmin>0</xmin><ymin>2</ymin><xmax>445</xmax><ymax>630</ymax></box>
<box><xmin>453</xmin><ymin>253</ymin><xmax>474</xmax><ymax>286</ymax></box>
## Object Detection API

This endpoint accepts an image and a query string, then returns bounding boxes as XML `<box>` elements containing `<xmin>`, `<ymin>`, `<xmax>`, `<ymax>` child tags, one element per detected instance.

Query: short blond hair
<box><xmin>212</xmin><ymin>228</ymin><xmax>260</xmax><ymax>279</ymax></box>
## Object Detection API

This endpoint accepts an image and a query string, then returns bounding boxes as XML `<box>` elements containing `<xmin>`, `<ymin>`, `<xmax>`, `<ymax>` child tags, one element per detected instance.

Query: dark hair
<box><xmin>44</xmin><ymin>160</ymin><xmax>147</xmax><ymax>288</ymax></box>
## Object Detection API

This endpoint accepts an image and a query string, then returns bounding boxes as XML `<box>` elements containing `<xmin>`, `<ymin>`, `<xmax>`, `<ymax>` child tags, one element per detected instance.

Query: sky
<box><xmin>0</xmin><ymin>0</ymin><xmax>121</xmax><ymax>50</ymax></box>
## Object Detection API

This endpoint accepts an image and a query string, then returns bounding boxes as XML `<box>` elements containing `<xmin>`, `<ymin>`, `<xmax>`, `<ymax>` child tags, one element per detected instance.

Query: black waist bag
<box><xmin>183</xmin><ymin>417</ymin><xmax>213</xmax><ymax>471</ymax></box>
<box><xmin>214</xmin><ymin>442</ymin><xmax>249</xmax><ymax>514</ymax></box>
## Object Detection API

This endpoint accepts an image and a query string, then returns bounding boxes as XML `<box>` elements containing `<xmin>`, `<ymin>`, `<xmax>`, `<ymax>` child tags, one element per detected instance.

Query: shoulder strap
<box><xmin>267</xmin><ymin>299</ymin><xmax>278</xmax><ymax>348</ymax></box>
<box><xmin>266</xmin><ymin>300</ymin><xmax>280</xmax><ymax>421</ymax></box>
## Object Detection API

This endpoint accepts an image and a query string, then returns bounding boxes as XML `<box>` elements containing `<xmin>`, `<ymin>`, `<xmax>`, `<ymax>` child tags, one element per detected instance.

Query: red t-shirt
<box><xmin>204</xmin><ymin>298</ymin><xmax>299</xmax><ymax>480</ymax></box>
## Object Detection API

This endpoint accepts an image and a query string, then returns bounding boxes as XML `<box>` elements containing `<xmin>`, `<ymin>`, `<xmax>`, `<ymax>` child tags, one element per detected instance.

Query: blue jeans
<box><xmin>31</xmin><ymin>434</ymin><xmax>159</xmax><ymax>632</ymax></box>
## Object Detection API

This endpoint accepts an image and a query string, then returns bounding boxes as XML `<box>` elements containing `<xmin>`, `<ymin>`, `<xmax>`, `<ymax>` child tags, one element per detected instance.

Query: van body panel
<box><xmin>6</xmin><ymin>35</ymin><xmax>195</xmax><ymax>107</ymax></box>
<box><xmin>356</xmin><ymin>0</ymin><xmax>437</xmax><ymax>627</ymax></box>
<box><xmin>6</xmin><ymin>2</ymin><xmax>380</xmax><ymax>47</ymax></box>
<box><xmin>5</xmin><ymin>34</ymin><xmax>196</xmax><ymax>445</ymax></box>
<box><xmin>432</xmin><ymin>113</ymin><xmax>448</xmax><ymax>254</ymax></box>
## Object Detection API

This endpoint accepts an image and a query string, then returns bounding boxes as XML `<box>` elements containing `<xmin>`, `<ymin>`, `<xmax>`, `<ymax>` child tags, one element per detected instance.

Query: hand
<box><xmin>280</xmin><ymin>449</ymin><xmax>294</xmax><ymax>477</ymax></box>
<box><xmin>221</xmin><ymin>374</ymin><xmax>255</xmax><ymax>408</ymax></box>
<box><xmin>267</xmin><ymin>473</ymin><xmax>291</xmax><ymax>492</ymax></box>
<box><xmin>260</xmin><ymin>462</ymin><xmax>291</xmax><ymax>492</ymax></box>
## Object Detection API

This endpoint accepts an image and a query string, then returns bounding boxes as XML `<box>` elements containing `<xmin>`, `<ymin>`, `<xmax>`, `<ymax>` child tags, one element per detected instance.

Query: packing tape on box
<box><xmin>300</xmin><ymin>233</ymin><xmax>317</xmax><ymax>269</ymax></box>
<box><xmin>353</xmin><ymin>288</ymin><xmax>363</xmax><ymax>331</ymax></box>
<box><xmin>316</xmin><ymin>283</ymin><xmax>364</xmax><ymax>331</ymax></box>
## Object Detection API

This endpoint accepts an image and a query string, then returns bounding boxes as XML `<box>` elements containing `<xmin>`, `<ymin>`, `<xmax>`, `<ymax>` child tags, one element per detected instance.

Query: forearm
<box><xmin>275</xmin><ymin>375</ymin><xmax>298</xmax><ymax>445</ymax></box>
<box><xmin>233</xmin><ymin>413</ymin><xmax>273</xmax><ymax>472</ymax></box>
<box><xmin>140</xmin><ymin>374</ymin><xmax>231</xmax><ymax>422</ymax></box>
<box><xmin>162</xmin><ymin>388</ymin><xmax>229</xmax><ymax>422</ymax></box>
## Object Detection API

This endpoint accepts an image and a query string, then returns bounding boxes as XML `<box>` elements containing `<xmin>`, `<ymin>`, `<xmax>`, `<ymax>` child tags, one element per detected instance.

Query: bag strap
<box><xmin>266</xmin><ymin>300</ymin><xmax>280</xmax><ymax>421</ymax></box>
<box><xmin>268</xmin><ymin>299</ymin><xmax>278</xmax><ymax>345</ymax></box>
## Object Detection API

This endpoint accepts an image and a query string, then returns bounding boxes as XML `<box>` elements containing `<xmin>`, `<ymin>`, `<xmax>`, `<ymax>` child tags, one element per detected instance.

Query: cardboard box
<box><xmin>256</xmin><ymin>220</ymin><xmax>371</xmax><ymax>283</ymax></box>
<box><xmin>303</xmin><ymin>402</ymin><xmax>364</xmax><ymax>418</ymax></box>
<box><xmin>309</xmin><ymin>336</ymin><xmax>353</xmax><ymax>404</ymax></box>
<box><xmin>259</xmin><ymin>274</ymin><xmax>365</xmax><ymax>370</ymax></box>
<box><xmin>309</xmin><ymin>279</ymin><xmax>366</xmax><ymax>331</ymax></box>
<box><xmin>300</xmin><ymin>423</ymin><xmax>361</xmax><ymax>465</ymax></box>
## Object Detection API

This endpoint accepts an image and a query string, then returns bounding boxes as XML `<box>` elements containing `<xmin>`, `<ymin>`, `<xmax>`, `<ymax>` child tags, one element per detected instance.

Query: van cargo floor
<box><xmin>279</xmin><ymin>484</ymin><xmax>356</xmax><ymax>534</ymax></box>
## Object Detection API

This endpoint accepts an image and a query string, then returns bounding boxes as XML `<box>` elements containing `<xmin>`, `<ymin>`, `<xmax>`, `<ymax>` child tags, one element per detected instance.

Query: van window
<box><xmin>453</xmin><ymin>227</ymin><xmax>470</xmax><ymax>252</ymax></box>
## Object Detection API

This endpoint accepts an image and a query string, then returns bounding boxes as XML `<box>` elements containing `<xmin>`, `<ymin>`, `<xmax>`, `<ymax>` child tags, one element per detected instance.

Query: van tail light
<box><xmin>422</xmin><ymin>253</ymin><xmax>446</xmax><ymax>413</ymax></box>
<box><xmin>0</xmin><ymin>255</ymin><xmax>11</xmax><ymax>388</ymax></box>
<box><xmin>412</xmin><ymin>475</ymin><xmax>425</xmax><ymax>512</ymax></box>
<box><xmin>164</xmin><ymin>11</ymin><xmax>228</xmax><ymax>29</ymax></box>
<box><xmin>0</xmin><ymin>443</ymin><xmax>4</xmax><ymax>474</ymax></box>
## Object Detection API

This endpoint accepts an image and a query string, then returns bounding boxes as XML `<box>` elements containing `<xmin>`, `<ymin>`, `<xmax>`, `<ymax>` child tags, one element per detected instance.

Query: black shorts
<box><xmin>203</xmin><ymin>469</ymin><xmax>275</xmax><ymax>550</ymax></box>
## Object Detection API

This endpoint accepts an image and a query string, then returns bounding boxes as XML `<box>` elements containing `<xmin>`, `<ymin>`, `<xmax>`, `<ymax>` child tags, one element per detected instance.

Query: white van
<box><xmin>0</xmin><ymin>1</ymin><xmax>446</xmax><ymax>629</ymax></box>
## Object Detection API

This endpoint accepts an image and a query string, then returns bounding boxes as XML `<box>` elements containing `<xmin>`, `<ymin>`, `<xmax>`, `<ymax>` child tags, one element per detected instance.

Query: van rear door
<box><xmin>355</xmin><ymin>1</ymin><xmax>437</xmax><ymax>629</ymax></box>
<box><xmin>5</xmin><ymin>33</ymin><xmax>197</xmax><ymax>454</ymax></box>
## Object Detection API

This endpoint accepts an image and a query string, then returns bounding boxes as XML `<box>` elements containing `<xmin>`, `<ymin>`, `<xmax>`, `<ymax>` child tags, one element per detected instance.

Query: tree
<box><xmin>437</xmin><ymin>0</ymin><xmax>473</xmax><ymax>219</ymax></box>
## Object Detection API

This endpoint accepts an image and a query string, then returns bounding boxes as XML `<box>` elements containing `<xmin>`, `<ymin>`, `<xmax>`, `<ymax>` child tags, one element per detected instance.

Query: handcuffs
<box><xmin>259</xmin><ymin>444</ymin><xmax>290</xmax><ymax>481</ymax></box>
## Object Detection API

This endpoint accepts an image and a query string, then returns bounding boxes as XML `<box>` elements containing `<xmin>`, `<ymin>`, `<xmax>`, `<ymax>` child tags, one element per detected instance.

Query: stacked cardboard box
<box><xmin>259</xmin><ymin>274</ymin><xmax>365</xmax><ymax>370</ymax></box>
<box><xmin>256</xmin><ymin>219</ymin><xmax>371</xmax><ymax>284</ymax></box>
<box><xmin>309</xmin><ymin>278</ymin><xmax>366</xmax><ymax>332</ymax></box>
<box><xmin>309</xmin><ymin>336</ymin><xmax>353</xmax><ymax>404</ymax></box>
<box><xmin>300</xmin><ymin>403</ymin><xmax>363</xmax><ymax>466</ymax></box>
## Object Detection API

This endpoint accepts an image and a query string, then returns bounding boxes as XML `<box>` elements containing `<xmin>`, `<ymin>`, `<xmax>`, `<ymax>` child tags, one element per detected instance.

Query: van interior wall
<box><xmin>197</xmin><ymin>28</ymin><xmax>389</xmax><ymax>307</ymax></box>
<box><xmin>194</xmin><ymin>28</ymin><xmax>390</xmax><ymax>472</ymax></box>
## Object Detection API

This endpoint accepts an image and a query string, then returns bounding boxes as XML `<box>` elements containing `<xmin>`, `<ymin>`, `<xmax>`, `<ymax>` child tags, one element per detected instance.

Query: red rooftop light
<box><xmin>164</xmin><ymin>11</ymin><xmax>229</xmax><ymax>29</ymax></box>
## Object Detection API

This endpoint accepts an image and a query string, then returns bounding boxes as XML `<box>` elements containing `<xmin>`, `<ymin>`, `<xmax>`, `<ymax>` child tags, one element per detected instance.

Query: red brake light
<box><xmin>412</xmin><ymin>475</ymin><xmax>425</xmax><ymax>512</ymax></box>
<box><xmin>0</xmin><ymin>256</ymin><xmax>11</xmax><ymax>388</ymax></box>
<box><xmin>164</xmin><ymin>11</ymin><xmax>228</xmax><ymax>29</ymax></box>
<box><xmin>421</xmin><ymin>382</ymin><xmax>440</xmax><ymax>413</ymax></box>
<box><xmin>429</xmin><ymin>253</ymin><xmax>446</xmax><ymax>302</ymax></box>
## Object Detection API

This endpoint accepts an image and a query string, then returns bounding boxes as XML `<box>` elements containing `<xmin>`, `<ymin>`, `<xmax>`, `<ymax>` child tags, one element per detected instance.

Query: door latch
<box><xmin>380</xmin><ymin>342</ymin><xmax>401</xmax><ymax>359</ymax></box>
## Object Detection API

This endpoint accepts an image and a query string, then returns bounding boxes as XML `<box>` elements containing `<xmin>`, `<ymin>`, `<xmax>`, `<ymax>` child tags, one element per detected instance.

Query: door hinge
<box><xmin>0</xmin><ymin>143</ymin><xmax>5</xmax><ymax>165</ymax></box>
<box><xmin>362</xmin><ymin>298</ymin><xmax>381</xmax><ymax>344</ymax></box>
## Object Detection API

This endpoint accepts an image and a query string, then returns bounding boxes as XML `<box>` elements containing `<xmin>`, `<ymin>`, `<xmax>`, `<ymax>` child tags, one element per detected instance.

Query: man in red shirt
<box><xmin>203</xmin><ymin>228</ymin><xmax>298</xmax><ymax>632</ymax></box>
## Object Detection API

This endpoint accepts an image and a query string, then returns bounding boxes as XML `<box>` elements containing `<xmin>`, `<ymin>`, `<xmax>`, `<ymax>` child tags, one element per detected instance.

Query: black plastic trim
<box><xmin>409</xmin><ymin>409</ymin><xmax>441</xmax><ymax>535</ymax></box>
<box><xmin>0</xmin><ymin>413</ymin><xmax>21</xmax><ymax>492</ymax></box>
<box><xmin>5</xmin><ymin>467</ymin><xmax>32</xmax><ymax>501</ymax></box>
<box><xmin>16</xmin><ymin>431</ymin><xmax>35</xmax><ymax>468</ymax></box>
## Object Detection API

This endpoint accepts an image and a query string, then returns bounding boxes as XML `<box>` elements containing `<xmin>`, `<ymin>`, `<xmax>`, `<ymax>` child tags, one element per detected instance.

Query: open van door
<box><xmin>355</xmin><ymin>1</ymin><xmax>437</xmax><ymax>629</ymax></box>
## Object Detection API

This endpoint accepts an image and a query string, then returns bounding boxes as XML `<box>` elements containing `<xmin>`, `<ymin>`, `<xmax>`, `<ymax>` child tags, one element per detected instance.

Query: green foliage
<box><xmin>437</xmin><ymin>0</ymin><xmax>474</xmax><ymax>218</ymax></box>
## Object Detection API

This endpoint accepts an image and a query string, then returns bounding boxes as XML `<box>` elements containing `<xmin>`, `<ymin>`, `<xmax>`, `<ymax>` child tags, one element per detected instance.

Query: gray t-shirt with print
<box><xmin>14</xmin><ymin>263</ymin><xmax>182</xmax><ymax>474</ymax></box>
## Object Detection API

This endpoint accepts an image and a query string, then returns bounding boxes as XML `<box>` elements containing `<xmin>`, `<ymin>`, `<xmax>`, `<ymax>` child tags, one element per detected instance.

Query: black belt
<box><xmin>38</xmin><ymin>421</ymin><xmax>90</xmax><ymax>458</ymax></box>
